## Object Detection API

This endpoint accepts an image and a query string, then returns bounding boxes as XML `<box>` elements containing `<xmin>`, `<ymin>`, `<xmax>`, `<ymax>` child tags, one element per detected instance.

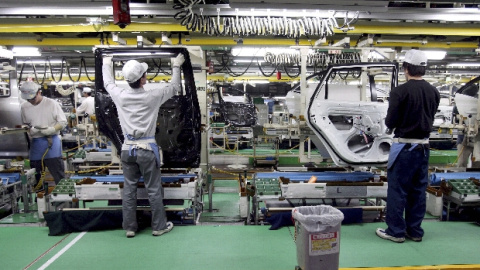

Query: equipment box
<box><xmin>281</xmin><ymin>183</ymin><xmax>327</xmax><ymax>198</ymax></box>
<box><xmin>74</xmin><ymin>183</ymin><xmax>122</xmax><ymax>200</ymax></box>
<box><xmin>426</xmin><ymin>186</ymin><xmax>443</xmax><ymax>217</ymax></box>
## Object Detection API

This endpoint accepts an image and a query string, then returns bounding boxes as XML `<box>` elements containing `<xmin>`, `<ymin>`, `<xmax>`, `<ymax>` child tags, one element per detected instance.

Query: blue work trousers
<box><xmin>121</xmin><ymin>149</ymin><xmax>167</xmax><ymax>232</ymax></box>
<box><xmin>386</xmin><ymin>144</ymin><xmax>429</xmax><ymax>238</ymax></box>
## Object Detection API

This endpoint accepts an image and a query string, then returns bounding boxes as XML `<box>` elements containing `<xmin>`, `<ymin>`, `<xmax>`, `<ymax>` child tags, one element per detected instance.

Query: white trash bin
<box><xmin>292</xmin><ymin>205</ymin><xmax>344</xmax><ymax>270</ymax></box>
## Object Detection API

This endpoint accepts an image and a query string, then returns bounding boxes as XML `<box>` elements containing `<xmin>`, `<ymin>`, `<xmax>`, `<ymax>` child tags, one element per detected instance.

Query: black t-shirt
<box><xmin>385</xmin><ymin>79</ymin><xmax>440</xmax><ymax>139</ymax></box>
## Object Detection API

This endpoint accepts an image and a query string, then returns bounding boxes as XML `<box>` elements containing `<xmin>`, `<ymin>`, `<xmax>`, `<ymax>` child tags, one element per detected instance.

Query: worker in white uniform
<box><xmin>76</xmin><ymin>87</ymin><xmax>95</xmax><ymax>120</ymax></box>
<box><xmin>102</xmin><ymin>53</ymin><xmax>185</xmax><ymax>238</ymax></box>
<box><xmin>20</xmin><ymin>81</ymin><xmax>67</xmax><ymax>187</ymax></box>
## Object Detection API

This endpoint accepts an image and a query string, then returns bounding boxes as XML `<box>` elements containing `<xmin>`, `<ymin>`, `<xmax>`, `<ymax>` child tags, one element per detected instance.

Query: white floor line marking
<box><xmin>37</xmin><ymin>231</ymin><xmax>87</xmax><ymax>270</ymax></box>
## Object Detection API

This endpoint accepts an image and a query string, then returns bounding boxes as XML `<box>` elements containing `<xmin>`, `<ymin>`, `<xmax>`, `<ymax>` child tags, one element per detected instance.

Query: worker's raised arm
<box><xmin>102</xmin><ymin>55</ymin><xmax>117</xmax><ymax>94</ymax></box>
<box><xmin>156</xmin><ymin>53</ymin><xmax>184</xmax><ymax>100</ymax></box>
<box><xmin>171</xmin><ymin>53</ymin><xmax>184</xmax><ymax>91</ymax></box>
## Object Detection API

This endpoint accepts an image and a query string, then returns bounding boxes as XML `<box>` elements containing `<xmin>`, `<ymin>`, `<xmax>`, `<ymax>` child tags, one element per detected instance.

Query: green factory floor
<box><xmin>1</xmin><ymin>217</ymin><xmax>479</xmax><ymax>270</ymax></box>
<box><xmin>1</xmin><ymin>179</ymin><xmax>479</xmax><ymax>270</ymax></box>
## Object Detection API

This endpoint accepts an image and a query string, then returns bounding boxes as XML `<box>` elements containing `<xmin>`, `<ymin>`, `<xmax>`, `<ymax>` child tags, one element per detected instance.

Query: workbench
<box><xmin>40</xmin><ymin>168</ymin><xmax>205</xmax><ymax>224</ymax></box>
<box><xmin>248</xmin><ymin>171</ymin><xmax>387</xmax><ymax>225</ymax></box>
<box><xmin>429</xmin><ymin>172</ymin><xmax>480</xmax><ymax>221</ymax></box>
<box><xmin>0</xmin><ymin>169</ymin><xmax>36</xmax><ymax>216</ymax></box>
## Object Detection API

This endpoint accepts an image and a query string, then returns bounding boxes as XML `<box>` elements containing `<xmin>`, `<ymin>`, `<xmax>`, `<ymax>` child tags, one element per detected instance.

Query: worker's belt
<box><xmin>388</xmin><ymin>138</ymin><xmax>429</xmax><ymax>169</ymax></box>
<box><xmin>392</xmin><ymin>138</ymin><xmax>429</xmax><ymax>144</ymax></box>
<box><xmin>124</xmin><ymin>135</ymin><xmax>162</xmax><ymax>168</ymax></box>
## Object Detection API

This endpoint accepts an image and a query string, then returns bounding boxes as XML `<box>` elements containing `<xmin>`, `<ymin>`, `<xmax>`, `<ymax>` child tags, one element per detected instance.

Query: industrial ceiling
<box><xmin>1</xmin><ymin>0</ymin><xmax>480</xmax><ymax>82</ymax></box>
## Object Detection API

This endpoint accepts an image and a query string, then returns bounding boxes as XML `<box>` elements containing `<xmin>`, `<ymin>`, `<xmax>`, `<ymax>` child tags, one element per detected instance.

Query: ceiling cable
<box><xmin>173</xmin><ymin>0</ymin><xmax>359</xmax><ymax>38</ymax></box>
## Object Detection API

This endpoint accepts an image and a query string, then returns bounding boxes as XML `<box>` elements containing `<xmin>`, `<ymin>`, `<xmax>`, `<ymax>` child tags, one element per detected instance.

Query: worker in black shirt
<box><xmin>376</xmin><ymin>49</ymin><xmax>440</xmax><ymax>243</ymax></box>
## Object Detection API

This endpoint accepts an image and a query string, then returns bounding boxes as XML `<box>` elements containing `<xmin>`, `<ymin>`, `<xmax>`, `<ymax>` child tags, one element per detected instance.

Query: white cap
<box><xmin>404</xmin><ymin>49</ymin><xmax>427</xmax><ymax>66</ymax></box>
<box><xmin>122</xmin><ymin>60</ymin><xmax>148</xmax><ymax>83</ymax></box>
<box><xmin>19</xmin><ymin>81</ymin><xmax>40</xmax><ymax>100</ymax></box>
<box><xmin>83</xmin><ymin>87</ymin><xmax>92</xmax><ymax>93</ymax></box>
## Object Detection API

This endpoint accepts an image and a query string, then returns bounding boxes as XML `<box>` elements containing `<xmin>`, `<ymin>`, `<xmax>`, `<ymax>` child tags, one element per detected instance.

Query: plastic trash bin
<box><xmin>292</xmin><ymin>205</ymin><xmax>344</xmax><ymax>270</ymax></box>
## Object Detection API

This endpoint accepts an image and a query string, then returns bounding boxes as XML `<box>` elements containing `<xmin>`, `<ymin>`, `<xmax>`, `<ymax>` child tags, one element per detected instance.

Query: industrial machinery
<box><xmin>209</xmin><ymin>85</ymin><xmax>257</xmax><ymax>128</ymax></box>
<box><xmin>0</xmin><ymin>76</ymin><xmax>38</xmax><ymax>218</ymax></box>
<box><xmin>246</xmin><ymin>170</ymin><xmax>387</xmax><ymax>224</ymax></box>
<box><xmin>0</xmin><ymin>165</ymin><xmax>36</xmax><ymax>218</ymax></box>
<box><xmin>35</xmin><ymin>46</ymin><xmax>207</xmax><ymax>223</ymax></box>
<box><xmin>453</xmin><ymin>75</ymin><xmax>480</xmax><ymax>167</ymax></box>
<box><xmin>0</xmin><ymin>46</ymin><xmax>209</xmax><ymax>225</ymax></box>
<box><xmin>38</xmin><ymin>168</ymin><xmax>205</xmax><ymax>223</ymax></box>
<box><xmin>429</xmin><ymin>171</ymin><xmax>480</xmax><ymax>221</ymax></box>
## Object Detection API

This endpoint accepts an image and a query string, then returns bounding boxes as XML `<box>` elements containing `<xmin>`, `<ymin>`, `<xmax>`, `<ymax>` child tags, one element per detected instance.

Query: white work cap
<box><xmin>83</xmin><ymin>87</ymin><xmax>92</xmax><ymax>93</ymax></box>
<box><xmin>19</xmin><ymin>81</ymin><xmax>40</xmax><ymax>100</ymax></box>
<box><xmin>122</xmin><ymin>60</ymin><xmax>148</xmax><ymax>83</ymax></box>
<box><xmin>404</xmin><ymin>49</ymin><xmax>427</xmax><ymax>66</ymax></box>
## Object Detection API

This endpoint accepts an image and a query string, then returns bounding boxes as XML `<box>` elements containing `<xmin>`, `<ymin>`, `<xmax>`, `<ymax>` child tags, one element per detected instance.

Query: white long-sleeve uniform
<box><xmin>102</xmin><ymin>63</ymin><xmax>182</xmax><ymax>151</ymax></box>
<box><xmin>76</xmin><ymin>96</ymin><xmax>95</xmax><ymax>116</ymax></box>
<box><xmin>21</xmin><ymin>97</ymin><xmax>67</xmax><ymax>138</ymax></box>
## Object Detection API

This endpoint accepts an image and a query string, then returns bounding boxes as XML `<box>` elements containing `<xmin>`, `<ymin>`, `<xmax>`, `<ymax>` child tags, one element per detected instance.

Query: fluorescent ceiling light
<box><xmin>110</xmin><ymin>52</ymin><xmax>174</xmax><ymax>56</ymax></box>
<box><xmin>252</xmin><ymin>80</ymin><xmax>270</xmax><ymax>84</ymax></box>
<box><xmin>0</xmin><ymin>47</ymin><xmax>13</xmax><ymax>59</ymax></box>
<box><xmin>233</xmin><ymin>79</ymin><xmax>270</xmax><ymax>84</ymax></box>
<box><xmin>377</xmin><ymin>39</ymin><xmax>427</xmax><ymax>44</ymax></box>
<box><xmin>423</xmin><ymin>50</ymin><xmax>446</xmax><ymax>60</ymax></box>
<box><xmin>12</xmin><ymin>47</ymin><xmax>41</xmax><ymax>57</ymax></box>
<box><xmin>17</xmin><ymin>59</ymin><xmax>63</xmax><ymax>64</ymax></box>
<box><xmin>233</xmin><ymin>59</ymin><xmax>265</xmax><ymax>63</ymax></box>
<box><xmin>231</xmin><ymin>47</ymin><xmax>300</xmax><ymax>57</ymax></box>
<box><xmin>447</xmin><ymin>62</ymin><xmax>480</xmax><ymax>67</ymax></box>
<box><xmin>398</xmin><ymin>50</ymin><xmax>447</xmax><ymax>61</ymax></box>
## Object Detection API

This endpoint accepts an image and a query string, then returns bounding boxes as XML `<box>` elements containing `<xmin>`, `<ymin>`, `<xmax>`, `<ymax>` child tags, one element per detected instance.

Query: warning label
<box><xmin>309</xmin><ymin>231</ymin><xmax>340</xmax><ymax>256</ymax></box>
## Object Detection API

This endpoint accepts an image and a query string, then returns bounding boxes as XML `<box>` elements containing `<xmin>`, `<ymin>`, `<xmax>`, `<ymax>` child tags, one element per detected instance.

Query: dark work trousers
<box><xmin>30</xmin><ymin>157</ymin><xmax>65</xmax><ymax>185</ymax></box>
<box><xmin>386</xmin><ymin>144</ymin><xmax>430</xmax><ymax>238</ymax></box>
<box><xmin>121</xmin><ymin>149</ymin><xmax>167</xmax><ymax>232</ymax></box>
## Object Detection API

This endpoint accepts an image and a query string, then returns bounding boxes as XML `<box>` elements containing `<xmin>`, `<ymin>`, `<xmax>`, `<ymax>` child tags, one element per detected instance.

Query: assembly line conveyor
<box><xmin>248</xmin><ymin>171</ymin><xmax>388</xmax><ymax>225</ymax></box>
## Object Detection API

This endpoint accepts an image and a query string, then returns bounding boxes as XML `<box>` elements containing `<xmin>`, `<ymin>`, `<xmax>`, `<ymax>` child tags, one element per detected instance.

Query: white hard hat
<box><xmin>83</xmin><ymin>87</ymin><xmax>92</xmax><ymax>93</ymax></box>
<box><xmin>19</xmin><ymin>81</ymin><xmax>40</xmax><ymax>100</ymax></box>
<box><xmin>122</xmin><ymin>60</ymin><xmax>148</xmax><ymax>83</ymax></box>
<box><xmin>404</xmin><ymin>49</ymin><xmax>428</xmax><ymax>66</ymax></box>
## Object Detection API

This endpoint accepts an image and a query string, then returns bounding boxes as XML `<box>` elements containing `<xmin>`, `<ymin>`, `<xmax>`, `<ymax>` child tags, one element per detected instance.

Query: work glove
<box><xmin>29</xmin><ymin>127</ymin><xmax>41</xmax><ymax>136</ymax></box>
<box><xmin>173</xmin><ymin>53</ymin><xmax>185</xmax><ymax>68</ymax></box>
<box><xmin>103</xmin><ymin>55</ymin><xmax>113</xmax><ymax>66</ymax></box>
<box><xmin>40</xmin><ymin>126</ymin><xmax>57</xmax><ymax>136</ymax></box>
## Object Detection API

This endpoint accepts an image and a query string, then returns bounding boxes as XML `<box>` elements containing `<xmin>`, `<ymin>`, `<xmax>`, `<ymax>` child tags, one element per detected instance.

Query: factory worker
<box><xmin>376</xmin><ymin>49</ymin><xmax>440</xmax><ymax>243</ymax></box>
<box><xmin>20</xmin><ymin>81</ymin><xmax>67</xmax><ymax>187</ymax></box>
<box><xmin>102</xmin><ymin>53</ymin><xmax>185</xmax><ymax>238</ymax></box>
<box><xmin>76</xmin><ymin>86</ymin><xmax>95</xmax><ymax>118</ymax></box>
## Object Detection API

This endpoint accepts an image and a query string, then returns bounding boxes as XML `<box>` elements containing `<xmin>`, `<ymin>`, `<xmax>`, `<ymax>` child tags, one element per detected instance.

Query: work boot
<box><xmin>152</xmin><ymin>221</ymin><xmax>174</xmax><ymax>236</ymax></box>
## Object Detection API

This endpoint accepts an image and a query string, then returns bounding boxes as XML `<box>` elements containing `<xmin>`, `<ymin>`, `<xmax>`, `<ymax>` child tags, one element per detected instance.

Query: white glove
<box><xmin>103</xmin><ymin>55</ymin><xmax>113</xmax><ymax>66</ymax></box>
<box><xmin>30</xmin><ymin>127</ymin><xmax>41</xmax><ymax>136</ymax></box>
<box><xmin>40</xmin><ymin>126</ymin><xmax>57</xmax><ymax>136</ymax></box>
<box><xmin>173</xmin><ymin>53</ymin><xmax>185</xmax><ymax>68</ymax></box>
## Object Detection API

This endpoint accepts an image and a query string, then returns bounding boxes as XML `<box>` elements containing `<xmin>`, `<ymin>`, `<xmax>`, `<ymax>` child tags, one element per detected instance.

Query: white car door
<box><xmin>307</xmin><ymin>63</ymin><xmax>398</xmax><ymax>167</ymax></box>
